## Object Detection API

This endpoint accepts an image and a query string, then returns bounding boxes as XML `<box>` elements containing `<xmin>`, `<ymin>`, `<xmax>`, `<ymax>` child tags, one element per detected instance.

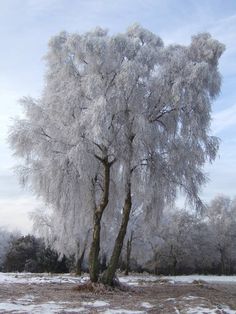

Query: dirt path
<box><xmin>0</xmin><ymin>280</ymin><xmax>236</xmax><ymax>313</ymax></box>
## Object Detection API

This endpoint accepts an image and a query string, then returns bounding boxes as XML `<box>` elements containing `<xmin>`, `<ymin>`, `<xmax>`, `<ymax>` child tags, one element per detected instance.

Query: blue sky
<box><xmin>0</xmin><ymin>0</ymin><xmax>236</xmax><ymax>233</ymax></box>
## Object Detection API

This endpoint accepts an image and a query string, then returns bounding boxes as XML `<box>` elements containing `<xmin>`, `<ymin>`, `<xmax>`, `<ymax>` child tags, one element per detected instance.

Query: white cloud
<box><xmin>0</xmin><ymin>197</ymin><xmax>41</xmax><ymax>234</ymax></box>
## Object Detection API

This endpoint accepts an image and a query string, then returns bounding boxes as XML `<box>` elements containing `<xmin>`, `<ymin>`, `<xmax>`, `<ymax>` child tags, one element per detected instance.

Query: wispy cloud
<box><xmin>0</xmin><ymin>197</ymin><xmax>40</xmax><ymax>233</ymax></box>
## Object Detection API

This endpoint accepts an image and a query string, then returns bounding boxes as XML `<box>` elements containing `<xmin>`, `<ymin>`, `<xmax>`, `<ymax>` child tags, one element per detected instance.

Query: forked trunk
<box><xmin>89</xmin><ymin>158</ymin><xmax>111</xmax><ymax>282</ymax></box>
<box><xmin>102</xmin><ymin>183</ymin><xmax>132</xmax><ymax>285</ymax></box>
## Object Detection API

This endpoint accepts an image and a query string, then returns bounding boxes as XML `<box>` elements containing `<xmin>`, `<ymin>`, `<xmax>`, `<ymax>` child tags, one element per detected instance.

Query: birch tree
<box><xmin>9</xmin><ymin>25</ymin><xmax>224</xmax><ymax>285</ymax></box>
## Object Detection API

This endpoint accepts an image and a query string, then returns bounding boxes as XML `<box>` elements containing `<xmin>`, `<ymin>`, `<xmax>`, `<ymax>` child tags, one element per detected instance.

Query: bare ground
<box><xmin>1</xmin><ymin>279</ymin><xmax>236</xmax><ymax>313</ymax></box>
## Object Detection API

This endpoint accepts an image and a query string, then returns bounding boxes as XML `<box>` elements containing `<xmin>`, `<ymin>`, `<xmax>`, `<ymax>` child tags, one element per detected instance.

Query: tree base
<box><xmin>73</xmin><ymin>276</ymin><xmax>130</xmax><ymax>292</ymax></box>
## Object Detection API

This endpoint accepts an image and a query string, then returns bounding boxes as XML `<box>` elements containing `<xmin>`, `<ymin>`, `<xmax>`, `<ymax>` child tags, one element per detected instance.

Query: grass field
<box><xmin>0</xmin><ymin>273</ymin><xmax>236</xmax><ymax>313</ymax></box>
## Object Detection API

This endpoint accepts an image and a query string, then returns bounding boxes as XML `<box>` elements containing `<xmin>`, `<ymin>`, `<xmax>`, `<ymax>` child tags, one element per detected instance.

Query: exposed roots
<box><xmin>104</xmin><ymin>275</ymin><xmax>131</xmax><ymax>291</ymax></box>
<box><xmin>73</xmin><ymin>281</ymin><xmax>111</xmax><ymax>293</ymax></box>
<box><xmin>73</xmin><ymin>276</ymin><xmax>131</xmax><ymax>293</ymax></box>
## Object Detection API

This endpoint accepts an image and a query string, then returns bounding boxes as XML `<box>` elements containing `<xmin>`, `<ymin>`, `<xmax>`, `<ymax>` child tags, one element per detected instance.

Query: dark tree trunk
<box><xmin>101</xmin><ymin>109</ymin><xmax>134</xmax><ymax>286</ymax></box>
<box><xmin>172</xmin><ymin>258</ymin><xmax>177</xmax><ymax>276</ymax></box>
<box><xmin>89</xmin><ymin>211</ymin><xmax>102</xmax><ymax>282</ymax></box>
<box><xmin>125</xmin><ymin>230</ymin><xmax>134</xmax><ymax>276</ymax></box>
<box><xmin>102</xmin><ymin>183</ymin><xmax>132</xmax><ymax>285</ymax></box>
<box><xmin>76</xmin><ymin>252</ymin><xmax>85</xmax><ymax>276</ymax></box>
<box><xmin>220</xmin><ymin>249</ymin><xmax>226</xmax><ymax>274</ymax></box>
<box><xmin>154</xmin><ymin>252</ymin><xmax>158</xmax><ymax>275</ymax></box>
<box><xmin>89</xmin><ymin>158</ymin><xmax>112</xmax><ymax>282</ymax></box>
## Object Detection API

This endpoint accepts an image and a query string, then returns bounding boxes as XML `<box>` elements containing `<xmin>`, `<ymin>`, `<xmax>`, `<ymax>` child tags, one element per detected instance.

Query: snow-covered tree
<box><xmin>142</xmin><ymin>196</ymin><xmax>236</xmax><ymax>275</ymax></box>
<box><xmin>154</xmin><ymin>209</ymin><xmax>198</xmax><ymax>274</ymax></box>
<box><xmin>9</xmin><ymin>25</ymin><xmax>224</xmax><ymax>285</ymax></box>
<box><xmin>204</xmin><ymin>196</ymin><xmax>236</xmax><ymax>274</ymax></box>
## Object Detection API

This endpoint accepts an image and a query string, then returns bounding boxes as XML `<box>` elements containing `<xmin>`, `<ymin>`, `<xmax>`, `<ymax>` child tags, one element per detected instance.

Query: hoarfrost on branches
<box><xmin>9</xmin><ymin>25</ymin><xmax>224</xmax><ymax>282</ymax></box>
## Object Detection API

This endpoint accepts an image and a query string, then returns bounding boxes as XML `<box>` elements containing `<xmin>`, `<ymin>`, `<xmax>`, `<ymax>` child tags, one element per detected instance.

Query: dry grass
<box><xmin>1</xmin><ymin>279</ymin><xmax>236</xmax><ymax>313</ymax></box>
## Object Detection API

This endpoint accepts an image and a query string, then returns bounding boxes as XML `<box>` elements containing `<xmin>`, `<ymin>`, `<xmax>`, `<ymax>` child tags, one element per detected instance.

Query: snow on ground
<box><xmin>1</xmin><ymin>272</ymin><xmax>236</xmax><ymax>286</ymax></box>
<box><xmin>140</xmin><ymin>302</ymin><xmax>153</xmax><ymax>309</ymax></box>
<box><xmin>82</xmin><ymin>300</ymin><xmax>110</xmax><ymax>307</ymax></box>
<box><xmin>186</xmin><ymin>305</ymin><xmax>236</xmax><ymax>314</ymax></box>
<box><xmin>0</xmin><ymin>296</ymin><xmax>146</xmax><ymax>314</ymax></box>
<box><xmin>0</xmin><ymin>272</ymin><xmax>88</xmax><ymax>284</ymax></box>
<box><xmin>164</xmin><ymin>294</ymin><xmax>236</xmax><ymax>314</ymax></box>
<box><xmin>0</xmin><ymin>298</ymin><xmax>86</xmax><ymax>313</ymax></box>
<box><xmin>165</xmin><ymin>275</ymin><xmax>236</xmax><ymax>284</ymax></box>
<box><xmin>103</xmin><ymin>310</ymin><xmax>146</xmax><ymax>314</ymax></box>
<box><xmin>0</xmin><ymin>273</ymin><xmax>236</xmax><ymax>313</ymax></box>
<box><xmin>0</xmin><ymin>296</ymin><xmax>125</xmax><ymax>314</ymax></box>
<box><xmin>120</xmin><ymin>274</ymin><xmax>236</xmax><ymax>286</ymax></box>
<box><xmin>119</xmin><ymin>274</ymin><xmax>161</xmax><ymax>287</ymax></box>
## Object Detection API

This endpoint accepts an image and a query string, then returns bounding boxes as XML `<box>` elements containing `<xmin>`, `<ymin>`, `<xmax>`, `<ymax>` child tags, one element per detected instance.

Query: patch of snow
<box><xmin>64</xmin><ymin>308</ymin><xmax>87</xmax><ymax>313</ymax></box>
<box><xmin>182</xmin><ymin>295</ymin><xmax>204</xmax><ymax>301</ymax></box>
<box><xmin>220</xmin><ymin>305</ymin><xmax>236</xmax><ymax>314</ymax></box>
<box><xmin>0</xmin><ymin>301</ymin><xmax>61</xmax><ymax>313</ymax></box>
<box><xmin>120</xmin><ymin>274</ymin><xmax>236</xmax><ymax>286</ymax></box>
<box><xmin>127</xmin><ymin>281</ymin><xmax>139</xmax><ymax>286</ymax></box>
<box><xmin>0</xmin><ymin>299</ymin><xmax>86</xmax><ymax>313</ymax></box>
<box><xmin>103</xmin><ymin>310</ymin><xmax>146</xmax><ymax>314</ymax></box>
<box><xmin>186</xmin><ymin>306</ymin><xmax>219</xmax><ymax>313</ymax></box>
<box><xmin>186</xmin><ymin>305</ymin><xmax>236</xmax><ymax>314</ymax></box>
<box><xmin>14</xmin><ymin>294</ymin><xmax>35</xmax><ymax>305</ymax></box>
<box><xmin>82</xmin><ymin>300</ymin><xmax>109</xmax><ymax>307</ymax></box>
<box><xmin>174</xmin><ymin>307</ymin><xmax>180</xmax><ymax>314</ymax></box>
<box><xmin>119</xmin><ymin>275</ymin><xmax>157</xmax><ymax>285</ymax></box>
<box><xmin>165</xmin><ymin>297</ymin><xmax>176</xmax><ymax>302</ymax></box>
<box><xmin>140</xmin><ymin>301</ymin><xmax>153</xmax><ymax>308</ymax></box>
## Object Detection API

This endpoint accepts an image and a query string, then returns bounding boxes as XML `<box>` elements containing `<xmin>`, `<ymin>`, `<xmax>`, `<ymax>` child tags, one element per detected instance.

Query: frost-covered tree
<box><xmin>30</xmin><ymin>208</ymin><xmax>90</xmax><ymax>275</ymax></box>
<box><xmin>9</xmin><ymin>25</ymin><xmax>224</xmax><ymax>285</ymax></box>
<box><xmin>143</xmin><ymin>196</ymin><xmax>236</xmax><ymax>275</ymax></box>
<box><xmin>155</xmin><ymin>209</ymin><xmax>198</xmax><ymax>274</ymax></box>
<box><xmin>204</xmin><ymin>196</ymin><xmax>236</xmax><ymax>274</ymax></box>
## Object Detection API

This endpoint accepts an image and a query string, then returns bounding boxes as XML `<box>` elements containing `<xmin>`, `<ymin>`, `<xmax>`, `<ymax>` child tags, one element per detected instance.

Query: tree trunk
<box><xmin>220</xmin><ymin>250</ymin><xmax>226</xmax><ymax>274</ymax></box>
<box><xmin>172</xmin><ymin>258</ymin><xmax>177</xmax><ymax>276</ymax></box>
<box><xmin>102</xmin><ymin>183</ymin><xmax>132</xmax><ymax>285</ymax></box>
<box><xmin>89</xmin><ymin>158</ymin><xmax>111</xmax><ymax>282</ymax></box>
<box><xmin>76</xmin><ymin>254</ymin><xmax>84</xmax><ymax>276</ymax></box>
<box><xmin>154</xmin><ymin>252</ymin><xmax>158</xmax><ymax>275</ymax></box>
<box><xmin>125</xmin><ymin>230</ymin><xmax>133</xmax><ymax>276</ymax></box>
<box><xmin>89</xmin><ymin>211</ymin><xmax>102</xmax><ymax>282</ymax></box>
<box><xmin>101</xmin><ymin>108</ymin><xmax>134</xmax><ymax>286</ymax></box>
